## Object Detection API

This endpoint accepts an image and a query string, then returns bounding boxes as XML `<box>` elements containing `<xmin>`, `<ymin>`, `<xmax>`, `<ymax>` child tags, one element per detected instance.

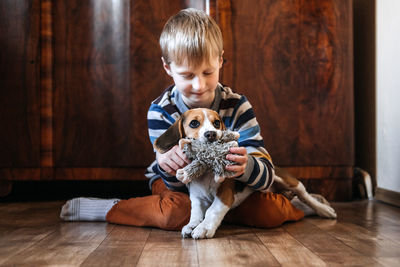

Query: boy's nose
<box><xmin>192</xmin><ymin>76</ymin><xmax>205</xmax><ymax>90</ymax></box>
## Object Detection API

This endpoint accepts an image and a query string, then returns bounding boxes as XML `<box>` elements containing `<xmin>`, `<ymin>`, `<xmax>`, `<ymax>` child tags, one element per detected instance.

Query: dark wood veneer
<box><xmin>216</xmin><ymin>0</ymin><xmax>354</xmax><ymax>166</ymax></box>
<box><xmin>0</xmin><ymin>0</ymin><xmax>41</xmax><ymax>168</ymax></box>
<box><xmin>0</xmin><ymin>0</ymin><xmax>354</xmax><ymax>200</ymax></box>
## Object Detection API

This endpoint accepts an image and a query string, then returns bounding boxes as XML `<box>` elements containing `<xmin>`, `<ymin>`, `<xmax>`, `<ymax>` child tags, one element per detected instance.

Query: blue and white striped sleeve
<box><xmin>147</xmin><ymin>103</ymin><xmax>176</xmax><ymax>146</ymax></box>
<box><xmin>230</xmin><ymin>96</ymin><xmax>275</xmax><ymax>191</ymax></box>
<box><xmin>145</xmin><ymin>103</ymin><xmax>187</xmax><ymax>192</ymax></box>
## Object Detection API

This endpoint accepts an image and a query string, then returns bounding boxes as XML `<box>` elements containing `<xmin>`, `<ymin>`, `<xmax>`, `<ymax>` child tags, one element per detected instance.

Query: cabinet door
<box><xmin>52</xmin><ymin>1</ymin><xmax>191</xmax><ymax>172</ymax></box>
<box><xmin>217</xmin><ymin>0</ymin><xmax>354</xmax><ymax>166</ymax></box>
<box><xmin>215</xmin><ymin>0</ymin><xmax>354</xmax><ymax>200</ymax></box>
<box><xmin>0</xmin><ymin>0</ymin><xmax>40</xmax><ymax>168</ymax></box>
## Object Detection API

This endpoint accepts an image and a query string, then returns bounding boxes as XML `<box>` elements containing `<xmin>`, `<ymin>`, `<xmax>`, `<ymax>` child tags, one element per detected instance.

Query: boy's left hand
<box><xmin>225</xmin><ymin>147</ymin><xmax>248</xmax><ymax>178</ymax></box>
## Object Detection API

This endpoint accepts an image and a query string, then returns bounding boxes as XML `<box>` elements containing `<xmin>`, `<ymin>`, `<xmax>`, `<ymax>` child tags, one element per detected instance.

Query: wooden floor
<box><xmin>0</xmin><ymin>200</ymin><xmax>399</xmax><ymax>266</ymax></box>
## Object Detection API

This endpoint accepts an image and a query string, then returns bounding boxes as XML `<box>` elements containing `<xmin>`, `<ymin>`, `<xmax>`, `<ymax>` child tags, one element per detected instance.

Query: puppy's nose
<box><xmin>204</xmin><ymin>131</ymin><xmax>217</xmax><ymax>142</ymax></box>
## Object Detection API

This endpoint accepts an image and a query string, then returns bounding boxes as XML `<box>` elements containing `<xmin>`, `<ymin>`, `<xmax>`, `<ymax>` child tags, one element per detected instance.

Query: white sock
<box><xmin>60</xmin><ymin>197</ymin><xmax>120</xmax><ymax>221</ymax></box>
<box><xmin>291</xmin><ymin>196</ymin><xmax>316</xmax><ymax>216</ymax></box>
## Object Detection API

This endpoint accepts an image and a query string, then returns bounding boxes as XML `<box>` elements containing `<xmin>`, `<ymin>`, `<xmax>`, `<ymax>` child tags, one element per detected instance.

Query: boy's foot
<box><xmin>60</xmin><ymin>197</ymin><xmax>120</xmax><ymax>221</ymax></box>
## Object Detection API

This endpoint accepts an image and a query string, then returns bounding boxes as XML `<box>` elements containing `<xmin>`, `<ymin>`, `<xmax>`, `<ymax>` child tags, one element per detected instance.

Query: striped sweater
<box><xmin>146</xmin><ymin>84</ymin><xmax>274</xmax><ymax>192</ymax></box>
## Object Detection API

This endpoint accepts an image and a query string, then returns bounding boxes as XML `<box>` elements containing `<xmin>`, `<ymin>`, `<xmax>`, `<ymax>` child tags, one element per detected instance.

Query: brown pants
<box><xmin>106</xmin><ymin>179</ymin><xmax>304</xmax><ymax>230</ymax></box>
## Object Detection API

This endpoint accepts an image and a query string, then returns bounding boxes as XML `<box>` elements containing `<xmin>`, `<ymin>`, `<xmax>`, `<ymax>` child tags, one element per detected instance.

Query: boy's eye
<box><xmin>189</xmin><ymin>120</ymin><xmax>200</xmax><ymax>128</ymax></box>
<box><xmin>182</xmin><ymin>74</ymin><xmax>194</xmax><ymax>79</ymax></box>
<box><xmin>213</xmin><ymin>120</ymin><xmax>221</xmax><ymax>129</ymax></box>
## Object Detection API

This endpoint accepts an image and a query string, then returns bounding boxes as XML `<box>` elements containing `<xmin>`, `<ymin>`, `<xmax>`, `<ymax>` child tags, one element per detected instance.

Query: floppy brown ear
<box><xmin>153</xmin><ymin>118</ymin><xmax>185</xmax><ymax>153</ymax></box>
<box><xmin>221</xmin><ymin>119</ymin><xmax>226</xmax><ymax>131</ymax></box>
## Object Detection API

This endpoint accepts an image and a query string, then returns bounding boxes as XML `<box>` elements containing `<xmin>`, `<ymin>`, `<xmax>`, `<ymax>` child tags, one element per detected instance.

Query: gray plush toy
<box><xmin>176</xmin><ymin>130</ymin><xmax>240</xmax><ymax>184</ymax></box>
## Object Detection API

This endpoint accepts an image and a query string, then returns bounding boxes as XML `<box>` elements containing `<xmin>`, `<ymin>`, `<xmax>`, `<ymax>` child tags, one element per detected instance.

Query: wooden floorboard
<box><xmin>82</xmin><ymin>226</ymin><xmax>151</xmax><ymax>267</ymax></box>
<box><xmin>286</xmin><ymin>219</ymin><xmax>382</xmax><ymax>266</ymax></box>
<box><xmin>136</xmin><ymin>229</ymin><xmax>198</xmax><ymax>267</ymax></box>
<box><xmin>0</xmin><ymin>200</ymin><xmax>399</xmax><ymax>266</ymax></box>
<box><xmin>196</xmin><ymin>226</ymin><xmax>280</xmax><ymax>267</ymax></box>
<box><xmin>256</xmin><ymin>227</ymin><xmax>326</xmax><ymax>266</ymax></box>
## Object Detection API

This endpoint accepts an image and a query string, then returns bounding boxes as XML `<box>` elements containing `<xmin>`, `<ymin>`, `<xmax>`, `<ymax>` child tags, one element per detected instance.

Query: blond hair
<box><xmin>159</xmin><ymin>8</ymin><xmax>223</xmax><ymax>67</ymax></box>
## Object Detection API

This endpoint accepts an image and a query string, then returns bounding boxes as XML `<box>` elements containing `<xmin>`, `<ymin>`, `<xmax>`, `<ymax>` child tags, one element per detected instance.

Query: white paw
<box><xmin>214</xmin><ymin>175</ymin><xmax>225</xmax><ymax>183</ymax></box>
<box><xmin>181</xmin><ymin>224</ymin><xmax>196</xmax><ymax>238</ymax></box>
<box><xmin>176</xmin><ymin>169</ymin><xmax>185</xmax><ymax>181</ymax></box>
<box><xmin>316</xmin><ymin>204</ymin><xmax>337</xmax><ymax>219</ymax></box>
<box><xmin>310</xmin><ymin>194</ymin><xmax>330</xmax><ymax>206</ymax></box>
<box><xmin>191</xmin><ymin>224</ymin><xmax>217</xmax><ymax>239</ymax></box>
<box><xmin>176</xmin><ymin>169</ymin><xmax>191</xmax><ymax>184</ymax></box>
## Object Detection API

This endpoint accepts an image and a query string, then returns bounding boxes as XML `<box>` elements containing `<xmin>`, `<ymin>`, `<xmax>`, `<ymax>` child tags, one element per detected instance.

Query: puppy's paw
<box><xmin>316</xmin><ymin>204</ymin><xmax>337</xmax><ymax>219</ymax></box>
<box><xmin>178</xmin><ymin>138</ymin><xmax>192</xmax><ymax>150</ymax></box>
<box><xmin>310</xmin><ymin>194</ymin><xmax>337</xmax><ymax>219</ymax></box>
<box><xmin>181</xmin><ymin>224</ymin><xmax>196</xmax><ymax>238</ymax></box>
<box><xmin>310</xmin><ymin>193</ymin><xmax>331</xmax><ymax>206</ymax></box>
<box><xmin>214</xmin><ymin>175</ymin><xmax>225</xmax><ymax>183</ymax></box>
<box><xmin>191</xmin><ymin>224</ymin><xmax>217</xmax><ymax>239</ymax></box>
<box><xmin>176</xmin><ymin>169</ymin><xmax>185</xmax><ymax>181</ymax></box>
<box><xmin>176</xmin><ymin>169</ymin><xmax>191</xmax><ymax>184</ymax></box>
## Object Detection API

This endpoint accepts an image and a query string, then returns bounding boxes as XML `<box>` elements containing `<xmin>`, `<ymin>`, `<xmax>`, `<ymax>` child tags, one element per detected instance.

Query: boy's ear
<box><xmin>219</xmin><ymin>50</ymin><xmax>224</xmax><ymax>68</ymax></box>
<box><xmin>161</xmin><ymin>57</ymin><xmax>172</xmax><ymax>76</ymax></box>
<box><xmin>153</xmin><ymin>117</ymin><xmax>185</xmax><ymax>154</ymax></box>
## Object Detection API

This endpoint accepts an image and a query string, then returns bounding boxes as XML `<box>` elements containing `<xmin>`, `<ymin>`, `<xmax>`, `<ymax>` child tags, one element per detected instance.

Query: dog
<box><xmin>154</xmin><ymin>108</ymin><xmax>337</xmax><ymax>239</ymax></box>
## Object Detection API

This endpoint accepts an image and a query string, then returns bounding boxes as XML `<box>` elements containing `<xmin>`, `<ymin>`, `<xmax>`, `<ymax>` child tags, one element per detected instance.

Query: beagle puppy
<box><xmin>154</xmin><ymin>108</ymin><xmax>336</xmax><ymax>239</ymax></box>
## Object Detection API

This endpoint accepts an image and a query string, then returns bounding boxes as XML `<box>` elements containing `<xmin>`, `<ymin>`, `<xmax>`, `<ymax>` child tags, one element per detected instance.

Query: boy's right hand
<box><xmin>156</xmin><ymin>145</ymin><xmax>190</xmax><ymax>176</ymax></box>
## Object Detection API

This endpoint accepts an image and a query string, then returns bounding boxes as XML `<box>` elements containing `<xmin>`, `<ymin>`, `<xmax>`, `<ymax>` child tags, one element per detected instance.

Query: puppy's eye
<box><xmin>213</xmin><ymin>120</ymin><xmax>221</xmax><ymax>129</ymax></box>
<box><xmin>189</xmin><ymin>120</ymin><xmax>200</xmax><ymax>128</ymax></box>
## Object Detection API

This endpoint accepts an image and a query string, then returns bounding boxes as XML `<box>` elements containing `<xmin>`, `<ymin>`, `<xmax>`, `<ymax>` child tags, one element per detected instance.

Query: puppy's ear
<box><xmin>221</xmin><ymin>120</ymin><xmax>226</xmax><ymax>131</ymax></box>
<box><xmin>219</xmin><ymin>116</ymin><xmax>226</xmax><ymax>131</ymax></box>
<box><xmin>154</xmin><ymin>117</ymin><xmax>185</xmax><ymax>153</ymax></box>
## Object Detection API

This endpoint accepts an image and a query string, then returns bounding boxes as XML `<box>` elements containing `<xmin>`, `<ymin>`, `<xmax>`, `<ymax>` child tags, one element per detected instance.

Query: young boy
<box><xmin>60</xmin><ymin>8</ymin><xmax>310</xmax><ymax>230</ymax></box>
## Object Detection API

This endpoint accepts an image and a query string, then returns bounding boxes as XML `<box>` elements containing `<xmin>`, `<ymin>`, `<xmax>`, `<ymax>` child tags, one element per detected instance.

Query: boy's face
<box><xmin>162</xmin><ymin>55</ymin><xmax>223</xmax><ymax>108</ymax></box>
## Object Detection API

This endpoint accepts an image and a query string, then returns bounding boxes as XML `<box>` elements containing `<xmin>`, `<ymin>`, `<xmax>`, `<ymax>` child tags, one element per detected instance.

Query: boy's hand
<box><xmin>156</xmin><ymin>145</ymin><xmax>190</xmax><ymax>176</ymax></box>
<box><xmin>225</xmin><ymin>147</ymin><xmax>248</xmax><ymax>178</ymax></box>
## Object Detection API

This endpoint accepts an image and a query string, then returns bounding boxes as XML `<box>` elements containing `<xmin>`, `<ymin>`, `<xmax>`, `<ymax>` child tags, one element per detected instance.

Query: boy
<box><xmin>60</xmin><ymin>8</ymin><xmax>309</xmax><ymax>229</ymax></box>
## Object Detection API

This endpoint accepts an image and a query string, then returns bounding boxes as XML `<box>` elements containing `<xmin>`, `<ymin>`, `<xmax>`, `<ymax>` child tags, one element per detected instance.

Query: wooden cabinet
<box><xmin>214</xmin><ymin>0</ymin><xmax>354</xmax><ymax>200</ymax></box>
<box><xmin>0</xmin><ymin>0</ymin><xmax>353</xmax><ymax>200</ymax></box>
<box><xmin>0</xmin><ymin>0</ymin><xmax>41</xmax><ymax>169</ymax></box>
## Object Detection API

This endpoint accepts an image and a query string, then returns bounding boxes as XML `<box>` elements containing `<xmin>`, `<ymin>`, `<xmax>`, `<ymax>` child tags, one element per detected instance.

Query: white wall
<box><xmin>376</xmin><ymin>0</ymin><xmax>400</xmax><ymax>193</ymax></box>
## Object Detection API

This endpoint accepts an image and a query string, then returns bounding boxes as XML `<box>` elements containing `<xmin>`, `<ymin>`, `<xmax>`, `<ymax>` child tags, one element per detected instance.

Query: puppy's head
<box><xmin>154</xmin><ymin>108</ymin><xmax>226</xmax><ymax>153</ymax></box>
